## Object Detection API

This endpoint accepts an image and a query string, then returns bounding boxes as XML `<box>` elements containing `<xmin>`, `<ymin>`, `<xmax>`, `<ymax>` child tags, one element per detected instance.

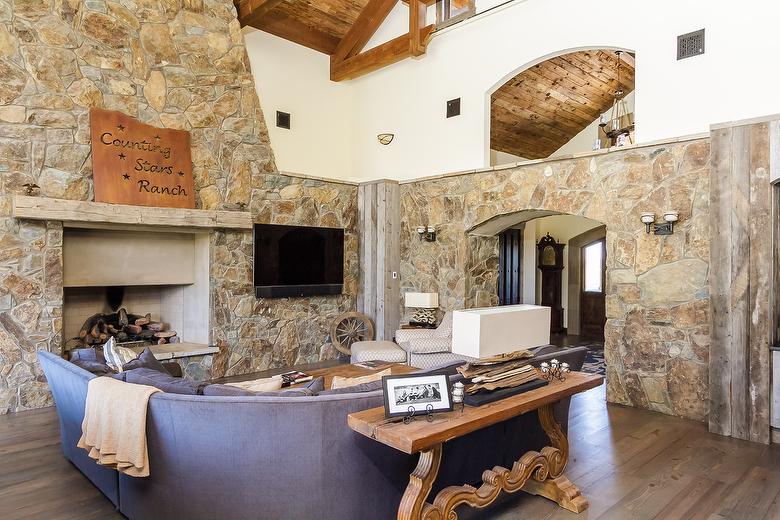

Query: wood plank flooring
<box><xmin>2</xmin><ymin>385</ymin><xmax>780</xmax><ymax>519</ymax></box>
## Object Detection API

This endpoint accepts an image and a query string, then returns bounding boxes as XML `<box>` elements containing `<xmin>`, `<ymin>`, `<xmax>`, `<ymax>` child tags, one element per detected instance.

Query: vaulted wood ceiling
<box><xmin>236</xmin><ymin>0</ymin><xmax>437</xmax><ymax>80</ymax></box>
<box><xmin>491</xmin><ymin>50</ymin><xmax>636</xmax><ymax>160</ymax></box>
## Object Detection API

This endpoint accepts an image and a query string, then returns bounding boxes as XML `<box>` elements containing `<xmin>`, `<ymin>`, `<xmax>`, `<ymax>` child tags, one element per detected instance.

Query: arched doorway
<box><xmin>471</xmin><ymin>210</ymin><xmax>607</xmax><ymax>376</ymax></box>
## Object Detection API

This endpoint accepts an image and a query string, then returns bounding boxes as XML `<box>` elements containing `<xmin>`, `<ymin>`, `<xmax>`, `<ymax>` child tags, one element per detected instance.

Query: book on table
<box><xmin>280</xmin><ymin>370</ymin><xmax>313</xmax><ymax>387</ymax></box>
<box><xmin>352</xmin><ymin>360</ymin><xmax>389</xmax><ymax>369</ymax></box>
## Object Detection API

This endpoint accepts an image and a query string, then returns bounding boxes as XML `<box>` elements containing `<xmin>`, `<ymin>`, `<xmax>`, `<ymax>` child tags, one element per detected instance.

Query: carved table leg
<box><xmin>398</xmin><ymin>444</ymin><xmax>442</xmax><ymax>520</ymax></box>
<box><xmin>520</xmin><ymin>403</ymin><xmax>588</xmax><ymax>513</ymax></box>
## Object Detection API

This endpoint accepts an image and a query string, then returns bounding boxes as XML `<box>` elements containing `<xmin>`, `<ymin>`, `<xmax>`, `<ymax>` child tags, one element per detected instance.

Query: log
<box><xmin>135</xmin><ymin>317</ymin><xmax>150</xmax><ymax>327</ymax></box>
<box><xmin>154</xmin><ymin>331</ymin><xmax>176</xmax><ymax>339</ymax></box>
<box><xmin>118</xmin><ymin>308</ymin><xmax>129</xmax><ymax>327</ymax></box>
<box><xmin>80</xmin><ymin>313</ymin><xmax>108</xmax><ymax>339</ymax></box>
<box><xmin>147</xmin><ymin>322</ymin><xmax>166</xmax><ymax>332</ymax></box>
<box><xmin>138</xmin><ymin>329</ymin><xmax>156</xmax><ymax>340</ymax></box>
<box><xmin>124</xmin><ymin>324</ymin><xmax>142</xmax><ymax>335</ymax></box>
<box><xmin>157</xmin><ymin>338</ymin><xmax>167</xmax><ymax>345</ymax></box>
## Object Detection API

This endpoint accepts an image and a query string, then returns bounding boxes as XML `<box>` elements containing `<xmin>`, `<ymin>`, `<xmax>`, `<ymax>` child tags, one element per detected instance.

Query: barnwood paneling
<box><xmin>491</xmin><ymin>50</ymin><xmax>635</xmax><ymax>160</ymax></box>
<box><xmin>709</xmin><ymin>120</ymin><xmax>774</xmax><ymax>444</ymax></box>
<box><xmin>358</xmin><ymin>181</ymin><xmax>400</xmax><ymax>340</ymax></box>
<box><xmin>11</xmin><ymin>195</ymin><xmax>252</xmax><ymax>230</ymax></box>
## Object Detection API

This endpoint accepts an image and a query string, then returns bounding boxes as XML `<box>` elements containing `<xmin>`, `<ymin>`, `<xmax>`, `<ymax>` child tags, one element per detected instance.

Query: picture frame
<box><xmin>382</xmin><ymin>372</ymin><xmax>453</xmax><ymax>418</ymax></box>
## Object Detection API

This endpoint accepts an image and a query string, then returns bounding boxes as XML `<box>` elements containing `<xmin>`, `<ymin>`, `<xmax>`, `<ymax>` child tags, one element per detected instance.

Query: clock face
<box><xmin>541</xmin><ymin>245</ymin><xmax>556</xmax><ymax>266</ymax></box>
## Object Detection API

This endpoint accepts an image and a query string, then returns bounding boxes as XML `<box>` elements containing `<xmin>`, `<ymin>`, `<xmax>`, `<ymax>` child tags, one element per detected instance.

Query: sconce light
<box><xmin>641</xmin><ymin>211</ymin><xmax>679</xmax><ymax>235</ymax></box>
<box><xmin>417</xmin><ymin>225</ymin><xmax>436</xmax><ymax>242</ymax></box>
<box><xmin>377</xmin><ymin>133</ymin><xmax>394</xmax><ymax>145</ymax></box>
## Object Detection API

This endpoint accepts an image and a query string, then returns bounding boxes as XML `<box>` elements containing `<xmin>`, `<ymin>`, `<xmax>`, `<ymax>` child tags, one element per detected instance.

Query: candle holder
<box><xmin>451</xmin><ymin>381</ymin><xmax>465</xmax><ymax>412</ymax></box>
<box><xmin>539</xmin><ymin>359</ymin><xmax>570</xmax><ymax>382</ymax></box>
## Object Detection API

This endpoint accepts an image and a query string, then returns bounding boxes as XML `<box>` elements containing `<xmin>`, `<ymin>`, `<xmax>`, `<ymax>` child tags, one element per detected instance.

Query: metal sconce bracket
<box><xmin>641</xmin><ymin>212</ymin><xmax>678</xmax><ymax>236</ymax></box>
<box><xmin>417</xmin><ymin>226</ymin><xmax>436</xmax><ymax>242</ymax></box>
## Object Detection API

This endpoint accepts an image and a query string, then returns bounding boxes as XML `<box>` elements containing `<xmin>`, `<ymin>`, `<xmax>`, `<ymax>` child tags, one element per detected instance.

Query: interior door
<box><xmin>580</xmin><ymin>238</ymin><xmax>606</xmax><ymax>339</ymax></box>
<box><xmin>498</xmin><ymin>228</ymin><xmax>522</xmax><ymax>305</ymax></box>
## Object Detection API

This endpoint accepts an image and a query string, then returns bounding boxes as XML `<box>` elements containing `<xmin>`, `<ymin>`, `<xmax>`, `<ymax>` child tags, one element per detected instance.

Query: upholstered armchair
<box><xmin>395</xmin><ymin>312</ymin><xmax>474</xmax><ymax>368</ymax></box>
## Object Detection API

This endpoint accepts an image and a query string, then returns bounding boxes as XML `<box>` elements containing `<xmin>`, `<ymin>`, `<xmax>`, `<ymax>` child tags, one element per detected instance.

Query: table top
<box><xmin>348</xmin><ymin>371</ymin><xmax>603</xmax><ymax>454</ymax></box>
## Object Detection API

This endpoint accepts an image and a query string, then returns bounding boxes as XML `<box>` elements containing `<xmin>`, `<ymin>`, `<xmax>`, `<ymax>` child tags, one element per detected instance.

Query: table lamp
<box><xmin>404</xmin><ymin>292</ymin><xmax>439</xmax><ymax>327</ymax></box>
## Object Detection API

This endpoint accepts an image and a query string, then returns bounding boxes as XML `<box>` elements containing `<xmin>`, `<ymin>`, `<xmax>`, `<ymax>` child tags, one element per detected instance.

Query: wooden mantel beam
<box><xmin>330</xmin><ymin>24</ymin><xmax>434</xmax><ymax>81</ymax></box>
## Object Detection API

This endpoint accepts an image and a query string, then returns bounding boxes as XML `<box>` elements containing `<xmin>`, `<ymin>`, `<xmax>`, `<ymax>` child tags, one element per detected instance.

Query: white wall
<box><xmin>349</xmin><ymin>0</ymin><xmax>780</xmax><ymax>180</ymax></box>
<box><xmin>245</xmin><ymin>0</ymin><xmax>780</xmax><ymax>182</ymax></box>
<box><xmin>243</xmin><ymin>30</ymin><xmax>356</xmax><ymax>180</ymax></box>
<box><xmin>490</xmin><ymin>149</ymin><xmax>526</xmax><ymax>165</ymax></box>
<box><xmin>533</xmin><ymin>215</ymin><xmax>602</xmax><ymax>328</ymax></box>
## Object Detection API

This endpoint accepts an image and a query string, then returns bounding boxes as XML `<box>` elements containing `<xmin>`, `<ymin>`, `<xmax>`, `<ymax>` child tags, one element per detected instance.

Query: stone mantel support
<box><xmin>11</xmin><ymin>195</ymin><xmax>252</xmax><ymax>231</ymax></box>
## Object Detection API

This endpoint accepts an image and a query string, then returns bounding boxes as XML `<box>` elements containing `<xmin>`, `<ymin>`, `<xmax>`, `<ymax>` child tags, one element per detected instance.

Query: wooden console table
<box><xmin>348</xmin><ymin>371</ymin><xmax>603</xmax><ymax>519</ymax></box>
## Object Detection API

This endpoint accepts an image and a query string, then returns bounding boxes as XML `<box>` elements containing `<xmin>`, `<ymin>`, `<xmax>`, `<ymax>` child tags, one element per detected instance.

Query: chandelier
<box><xmin>599</xmin><ymin>50</ymin><xmax>634</xmax><ymax>146</ymax></box>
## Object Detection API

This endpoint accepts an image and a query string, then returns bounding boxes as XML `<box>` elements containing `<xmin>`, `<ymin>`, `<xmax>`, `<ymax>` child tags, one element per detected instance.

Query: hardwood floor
<box><xmin>2</xmin><ymin>385</ymin><xmax>780</xmax><ymax>519</ymax></box>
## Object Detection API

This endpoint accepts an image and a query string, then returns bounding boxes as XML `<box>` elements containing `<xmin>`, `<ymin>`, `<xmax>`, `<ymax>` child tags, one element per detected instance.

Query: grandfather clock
<box><xmin>537</xmin><ymin>233</ymin><xmax>565</xmax><ymax>333</ymax></box>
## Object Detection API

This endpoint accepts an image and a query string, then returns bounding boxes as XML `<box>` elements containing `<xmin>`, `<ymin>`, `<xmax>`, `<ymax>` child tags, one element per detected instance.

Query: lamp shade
<box><xmin>404</xmin><ymin>292</ymin><xmax>439</xmax><ymax>308</ymax></box>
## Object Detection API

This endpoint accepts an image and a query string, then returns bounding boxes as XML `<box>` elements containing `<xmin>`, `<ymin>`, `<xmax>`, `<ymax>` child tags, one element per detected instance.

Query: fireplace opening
<box><xmin>64</xmin><ymin>286</ymin><xmax>183</xmax><ymax>352</ymax></box>
<box><xmin>62</xmin><ymin>228</ymin><xmax>211</xmax><ymax>358</ymax></box>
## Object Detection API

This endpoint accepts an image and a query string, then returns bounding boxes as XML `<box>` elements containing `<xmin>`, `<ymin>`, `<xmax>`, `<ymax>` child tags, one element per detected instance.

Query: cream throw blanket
<box><xmin>77</xmin><ymin>376</ymin><xmax>161</xmax><ymax>477</ymax></box>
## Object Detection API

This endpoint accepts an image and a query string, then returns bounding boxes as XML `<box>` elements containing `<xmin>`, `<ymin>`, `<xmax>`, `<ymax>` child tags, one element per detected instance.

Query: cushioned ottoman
<box><xmin>350</xmin><ymin>340</ymin><xmax>407</xmax><ymax>364</ymax></box>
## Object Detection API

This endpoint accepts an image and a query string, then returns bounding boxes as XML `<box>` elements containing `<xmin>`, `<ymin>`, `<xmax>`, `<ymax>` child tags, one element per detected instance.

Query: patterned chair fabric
<box><xmin>395</xmin><ymin>312</ymin><xmax>469</xmax><ymax>369</ymax></box>
<box><xmin>350</xmin><ymin>340</ymin><xmax>407</xmax><ymax>364</ymax></box>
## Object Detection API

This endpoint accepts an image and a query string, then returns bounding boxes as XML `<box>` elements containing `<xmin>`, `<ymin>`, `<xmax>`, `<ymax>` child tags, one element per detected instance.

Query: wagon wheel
<box><xmin>330</xmin><ymin>312</ymin><xmax>375</xmax><ymax>356</ymax></box>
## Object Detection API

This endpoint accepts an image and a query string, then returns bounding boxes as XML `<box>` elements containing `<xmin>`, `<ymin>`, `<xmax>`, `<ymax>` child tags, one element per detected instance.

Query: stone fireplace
<box><xmin>61</xmin><ymin>228</ymin><xmax>212</xmax><ymax>358</ymax></box>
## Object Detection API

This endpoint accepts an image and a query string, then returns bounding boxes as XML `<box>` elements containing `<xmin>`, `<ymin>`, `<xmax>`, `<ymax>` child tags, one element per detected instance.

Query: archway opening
<box><xmin>472</xmin><ymin>210</ymin><xmax>606</xmax><ymax>377</ymax></box>
<box><xmin>489</xmin><ymin>48</ymin><xmax>635</xmax><ymax>165</ymax></box>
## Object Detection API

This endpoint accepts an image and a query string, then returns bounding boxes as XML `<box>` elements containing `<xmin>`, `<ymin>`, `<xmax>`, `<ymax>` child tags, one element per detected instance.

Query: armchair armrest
<box><xmin>401</xmin><ymin>337</ymin><xmax>452</xmax><ymax>354</ymax></box>
<box><xmin>395</xmin><ymin>328</ymin><xmax>436</xmax><ymax>344</ymax></box>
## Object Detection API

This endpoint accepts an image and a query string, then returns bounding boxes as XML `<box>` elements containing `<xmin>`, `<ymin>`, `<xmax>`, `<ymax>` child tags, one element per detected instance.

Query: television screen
<box><xmin>253</xmin><ymin>223</ymin><xmax>344</xmax><ymax>298</ymax></box>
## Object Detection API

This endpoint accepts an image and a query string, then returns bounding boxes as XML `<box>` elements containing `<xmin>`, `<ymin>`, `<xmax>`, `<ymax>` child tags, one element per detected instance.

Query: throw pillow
<box><xmin>72</xmin><ymin>358</ymin><xmax>116</xmax><ymax>376</ymax></box>
<box><xmin>102</xmin><ymin>337</ymin><xmax>138</xmax><ymax>372</ymax></box>
<box><xmin>123</xmin><ymin>367</ymin><xmax>207</xmax><ymax>395</ymax></box>
<box><xmin>330</xmin><ymin>368</ymin><xmax>391</xmax><ymax>390</ymax></box>
<box><xmin>122</xmin><ymin>347</ymin><xmax>167</xmax><ymax>373</ymax></box>
<box><xmin>318</xmin><ymin>379</ymin><xmax>384</xmax><ymax>395</ymax></box>
<box><xmin>203</xmin><ymin>382</ymin><xmax>316</xmax><ymax>397</ymax></box>
<box><xmin>225</xmin><ymin>375</ymin><xmax>283</xmax><ymax>392</ymax></box>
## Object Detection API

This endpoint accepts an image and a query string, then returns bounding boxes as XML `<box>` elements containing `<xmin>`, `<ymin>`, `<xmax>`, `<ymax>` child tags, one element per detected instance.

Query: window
<box><xmin>436</xmin><ymin>0</ymin><xmax>475</xmax><ymax>29</ymax></box>
<box><xmin>583</xmin><ymin>241</ymin><xmax>604</xmax><ymax>293</ymax></box>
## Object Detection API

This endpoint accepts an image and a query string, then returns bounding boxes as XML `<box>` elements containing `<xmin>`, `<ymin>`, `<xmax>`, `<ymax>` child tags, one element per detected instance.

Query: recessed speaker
<box><xmin>446</xmin><ymin>98</ymin><xmax>461</xmax><ymax>118</ymax></box>
<box><xmin>276</xmin><ymin>111</ymin><xmax>291</xmax><ymax>129</ymax></box>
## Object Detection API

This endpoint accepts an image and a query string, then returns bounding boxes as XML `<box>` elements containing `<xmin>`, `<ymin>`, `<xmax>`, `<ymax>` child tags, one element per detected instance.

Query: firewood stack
<box><xmin>75</xmin><ymin>308</ymin><xmax>178</xmax><ymax>348</ymax></box>
<box><xmin>456</xmin><ymin>350</ymin><xmax>542</xmax><ymax>394</ymax></box>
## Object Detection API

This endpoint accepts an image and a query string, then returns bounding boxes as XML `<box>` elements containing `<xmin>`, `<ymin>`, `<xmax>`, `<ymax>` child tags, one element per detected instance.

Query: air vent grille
<box><xmin>677</xmin><ymin>29</ymin><xmax>705</xmax><ymax>60</ymax></box>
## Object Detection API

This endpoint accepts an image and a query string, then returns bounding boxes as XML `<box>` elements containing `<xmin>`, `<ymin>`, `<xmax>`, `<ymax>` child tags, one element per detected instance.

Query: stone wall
<box><xmin>400</xmin><ymin>139</ymin><xmax>711</xmax><ymax>421</ymax></box>
<box><xmin>0</xmin><ymin>0</ymin><xmax>357</xmax><ymax>413</ymax></box>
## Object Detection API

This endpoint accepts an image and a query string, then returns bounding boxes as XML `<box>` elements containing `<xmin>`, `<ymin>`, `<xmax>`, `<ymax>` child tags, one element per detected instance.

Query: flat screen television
<box><xmin>253</xmin><ymin>223</ymin><xmax>344</xmax><ymax>298</ymax></box>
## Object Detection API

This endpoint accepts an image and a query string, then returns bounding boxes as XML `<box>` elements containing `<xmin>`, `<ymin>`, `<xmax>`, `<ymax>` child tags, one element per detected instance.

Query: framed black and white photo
<box><xmin>382</xmin><ymin>373</ymin><xmax>453</xmax><ymax>418</ymax></box>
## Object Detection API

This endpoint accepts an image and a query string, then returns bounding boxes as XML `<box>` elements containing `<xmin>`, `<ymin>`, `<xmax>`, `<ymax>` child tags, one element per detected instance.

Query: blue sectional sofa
<box><xmin>38</xmin><ymin>346</ymin><xmax>587</xmax><ymax>520</ymax></box>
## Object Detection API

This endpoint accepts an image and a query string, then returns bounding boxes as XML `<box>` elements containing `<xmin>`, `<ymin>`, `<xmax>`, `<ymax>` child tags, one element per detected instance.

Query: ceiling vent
<box><xmin>677</xmin><ymin>29</ymin><xmax>705</xmax><ymax>60</ymax></box>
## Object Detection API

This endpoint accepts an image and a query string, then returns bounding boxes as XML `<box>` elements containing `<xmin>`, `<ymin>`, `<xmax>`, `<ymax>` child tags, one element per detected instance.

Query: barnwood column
<box><xmin>358</xmin><ymin>180</ymin><xmax>401</xmax><ymax>340</ymax></box>
<box><xmin>397</xmin><ymin>404</ymin><xmax>587</xmax><ymax>519</ymax></box>
<box><xmin>709</xmin><ymin>117</ymin><xmax>777</xmax><ymax>444</ymax></box>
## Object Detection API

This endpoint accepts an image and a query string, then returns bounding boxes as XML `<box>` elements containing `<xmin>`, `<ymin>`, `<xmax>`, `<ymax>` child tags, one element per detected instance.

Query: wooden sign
<box><xmin>90</xmin><ymin>108</ymin><xmax>195</xmax><ymax>209</ymax></box>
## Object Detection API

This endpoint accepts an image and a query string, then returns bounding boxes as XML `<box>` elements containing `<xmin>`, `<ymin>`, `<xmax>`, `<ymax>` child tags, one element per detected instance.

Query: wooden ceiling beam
<box><xmin>253</xmin><ymin>10</ymin><xmax>341</xmax><ymax>55</ymax></box>
<box><xmin>330</xmin><ymin>24</ymin><xmax>434</xmax><ymax>81</ymax></box>
<box><xmin>331</xmin><ymin>0</ymin><xmax>399</xmax><ymax>64</ymax></box>
<box><xmin>330</xmin><ymin>0</ymin><xmax>434</xmax><ymax>82</ymax></box>
<box><xmin>236</xmin><ymin>0</ymin><xmax>285</xmax><ymax>28</ymax></box>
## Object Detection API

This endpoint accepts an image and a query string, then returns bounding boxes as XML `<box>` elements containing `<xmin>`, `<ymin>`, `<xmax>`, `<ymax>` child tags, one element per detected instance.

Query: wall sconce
<box><xmin>377</xmin><ymin>133</ymin><xmax>394</xmax><ymax>145</ymax></box>
<box><xmin>417</xmin><ymin>226</ymin><xmax>436</xmax><ymax>242</ymax></box>
<box><xmin>641</xmin><ymin>211</ymin><xmax>679</xmax><ymax>235</ymax></box>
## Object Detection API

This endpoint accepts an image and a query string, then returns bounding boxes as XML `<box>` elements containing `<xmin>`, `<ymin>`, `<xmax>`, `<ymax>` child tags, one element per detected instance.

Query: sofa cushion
<box><xmin>318</xmin><ymin>378</ymin><xmax>386</xmax><ymax>395</ymax></box>
<box><xmin>123</xmin><ymin>367</ymin><xmax>207</xmax><ymax>395</ymax></box>
<box><xmin>203</xmin><ymin>376</ymin><xmax>325</xmax><ymax>397</ymax></box>
<box><xmin>122</xmin><ymin>347</ymin><xmax>167</xmax><ymax>373</ymax></box>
